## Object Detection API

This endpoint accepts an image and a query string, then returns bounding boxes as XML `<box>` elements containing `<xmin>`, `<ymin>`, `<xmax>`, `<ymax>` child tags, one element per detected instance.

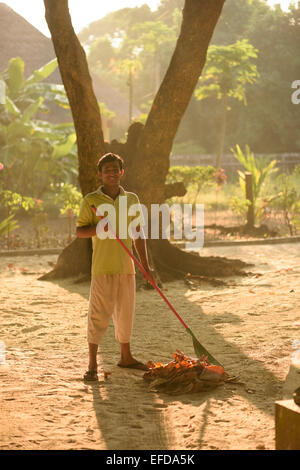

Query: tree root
<box><xmin>205</xmin><ymin>223</ymin><xmax>278</xmax><ymax>238</ymax></box>
<box><xmin>38</xmin><ymin>238</ymin><xmax>92</xmax><ymax>281</ymax></box>
<box><xmin>38</xmin><ymin>238</ymin><xmax>252</xmax><ymax>289</ymax></box>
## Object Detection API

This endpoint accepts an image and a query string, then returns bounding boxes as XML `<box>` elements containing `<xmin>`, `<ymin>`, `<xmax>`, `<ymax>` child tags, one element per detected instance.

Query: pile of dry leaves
<box><xmin>144</xmin><ymin>350</ymin><xmax>229</xmax><ymax>395</ymax></box>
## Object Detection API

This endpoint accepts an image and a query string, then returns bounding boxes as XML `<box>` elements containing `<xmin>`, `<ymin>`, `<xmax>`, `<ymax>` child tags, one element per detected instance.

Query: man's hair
<box><xmin>97</xmin><ymin>153</ymin><xmax>124</xmax><ymax>172</ymax></box>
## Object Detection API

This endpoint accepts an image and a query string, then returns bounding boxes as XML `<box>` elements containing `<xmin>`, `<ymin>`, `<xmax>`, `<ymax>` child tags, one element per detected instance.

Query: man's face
<box><xmin>99</xmin><ymin>160</ymin><xmax>123</xmax><ymax>186</ymax></box>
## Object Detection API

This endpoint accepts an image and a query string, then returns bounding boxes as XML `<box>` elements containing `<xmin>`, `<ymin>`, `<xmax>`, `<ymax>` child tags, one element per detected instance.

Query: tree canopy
<box><xmin>78</xmin><ymin>0</ymin><xmax>300</xmax><ymax>154</ymax></box>
<box><xmin>195</xmin><ymin>39</ymin><xmax>259</xmax><ymax>167</ymax></box>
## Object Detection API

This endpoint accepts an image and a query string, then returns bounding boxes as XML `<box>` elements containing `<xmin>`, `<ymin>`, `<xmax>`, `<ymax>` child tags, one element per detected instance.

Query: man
<box><xmin>76</xmin><ymin>152</ymin><xmax>155</xmax><ymax>381</ymax></box>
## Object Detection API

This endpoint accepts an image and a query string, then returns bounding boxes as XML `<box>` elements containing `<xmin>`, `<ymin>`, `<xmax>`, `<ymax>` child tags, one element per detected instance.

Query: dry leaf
<box><xmin>143</xmin><ymin>351</ymin><xmax>227</xmax><ymax>395</ymax></box>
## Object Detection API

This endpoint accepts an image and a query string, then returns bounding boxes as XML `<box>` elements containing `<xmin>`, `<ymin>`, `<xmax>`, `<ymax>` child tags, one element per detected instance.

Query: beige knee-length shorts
<box><xmin>87</xmin><ymin>274</ymin><xmax>135</xmax><ymax>345</ymax></box>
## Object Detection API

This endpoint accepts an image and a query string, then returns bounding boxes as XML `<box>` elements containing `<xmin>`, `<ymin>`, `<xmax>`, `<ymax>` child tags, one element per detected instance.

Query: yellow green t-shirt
<box><xmin>76</xmin><ymin>186</ymin><xmax>145</xmax><ymax>278</ymax></box>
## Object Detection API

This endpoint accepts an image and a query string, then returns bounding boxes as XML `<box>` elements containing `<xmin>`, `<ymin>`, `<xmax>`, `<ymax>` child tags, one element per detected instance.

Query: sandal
<box><xmin>83</xmin><ymin>369</ymin><xmax>98</xmax><ymax>381</ymax></box>
<box><xmin>117</xmin><ymin>361</ymin><xmax>148</xmax><ymax>371</ymax></box>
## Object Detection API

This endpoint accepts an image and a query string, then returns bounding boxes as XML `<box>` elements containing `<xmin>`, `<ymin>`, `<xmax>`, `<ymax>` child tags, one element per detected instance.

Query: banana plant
<box><xmin>1</xmin><ymin>57</ymin><xmax>68</xmax><ymax>112</ymax></box>
<box><xmin>231</xmin><ymin>144</ymin><xmax>278</xmax><ymax>224</ymax></box>
<box><xmin>0</xmin><ymin>214</ymin><xmax>19</xmax><ymax>239</ymax></box>
<box><xmin>0</xmin><ymin>57</ymin><xmax>77</xmax><ymax>198</ymax></box>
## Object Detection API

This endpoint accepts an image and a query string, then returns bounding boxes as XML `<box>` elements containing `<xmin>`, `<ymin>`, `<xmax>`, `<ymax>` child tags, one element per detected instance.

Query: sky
<box><xmin>1</xmin><ymin>0</ymin><xmax>296</xmax><ymax>37</ymax></box>
<box><xmin>2</xmin><ymin>0</ymin><xmax>161</xmax><ymax>36</ymax></box>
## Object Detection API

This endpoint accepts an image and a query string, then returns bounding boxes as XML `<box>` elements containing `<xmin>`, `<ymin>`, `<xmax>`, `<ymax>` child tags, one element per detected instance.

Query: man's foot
<box><xmin>117</xmin><ymin>360</ymin><xmax>148</xmax><ymax>371</ymax></box>
<box><xmin>83</xmin><ymin>369</ymin><xmax>98</xmax><ymax>381</ymax></box>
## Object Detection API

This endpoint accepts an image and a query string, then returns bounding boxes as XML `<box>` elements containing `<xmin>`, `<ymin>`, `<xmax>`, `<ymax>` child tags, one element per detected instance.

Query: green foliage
<box><xmin>167</xmin><ymin>165</ymin><xmax>216</xmax><ymax>205</ymax></box>
<box><xmin>293</xmin><ymin>164</ymin><xmax>300</xmax><ymax>178</ymax></box>
<box><xmin>271</xmin><ymin>173</ymin><xmax>300</xmax><ymax>235</ymax></box>
<box><xmin>0</xmin><ymin>163</ymin><xmax>50</xmax><ymax>247</ymax></box>
<box><xmin>114</xmin><ymin>58</ymin><xmax>143</xmax><ymax>77</ymax></box>
<box><xmin>54</xmin><ymin>184</ymin><xmax>82</xmax><ymax>242</ymax></box>
<box><xmin>6</xmin><ymin>57</ymin><xmax>24</xmax><ymax>95</ymax></box>
<box><xmin>89</xmin><ymin>37</ymin><xmax>115</xmax><ymax>69</ymax></box>
<box><xmin>83</xmin><ymin>6</ymin><xmax>180</xmax><ymax>111</ymax></box>
<box><xmin>0</xmin><ymin>214</ymin><xmax>19</xmax><ymax>238</ymax></box>
<box><xmin>98</xmin><ymin>102</ymin><xmax>116</xmax><ymax>120</ymax></box>
<box><xmin>199</xmin><ymin>0</ymin><xmax>300</xmax><ymax>153</ymax></box>
<box><xmin>0</xmin><ymin>57</ymin><xmax>77</xmax><ymax>198</ymax></box>
<box><xmin>232</xmin><ymin>145</ymin><xmax>278</xmax><ymax>224</ymax></box>
<box><xmin>195</xmin><ymin>39</ymin><xmax>259</xmax><ymax>105</ymax></box>
<box><xmin>167</xmin><ymin>166</ymin><xmax>215</xmax><ymax>188</ymax></box>
<box><xmin>79</xmin><ymin>0</ymin><xmax>300</xmax><ymax>154</ymax></box>
<box><xmin>230</xmin><ymin>196</ymin><xmax>251</xmax><ymax>220</ymax></box>
<box><xmin>25</xmin><ymin>59</ymin><xmax>59</xmax><ymax>87</ymax></box>
<box><xmin>128</xmin><ymin>20</ymin><xmax>177</xmax><ymax>56</ymax></box>
<box><xmin>232</xmin><ymin>144</ymin><xmax>278</xmax><ymax>200</ymax></box>
<box><xmin>1</xmin><ymin>189</ymin><xmax>35</xmax><ymax>214</ymax></box>
<box><xmin>0</xmin><ymin>184</ymin><xmax>35</xmax><ymax>248</ymax></box>
<box><xmin>195</xmin><ymin>40</ymin><xmax>259</xmax><ymax>164</ymax></box>
<box><xmin>79</xmin><ymin>5</ymin><xmax>154</xmax><ymax>45</ymax></box>
<box><xmin>27</xmin><ymin>199</ymin><xmax>49</xmax><ymax>248</ymax></box>
<box><xmin>54</xmin><ymin>183</ymin><xmax>82</xmax><ymax>216</ymax></box>
<box><xmin>51</xmin><ymin>133</ymin><xmax>77</xmax><ymax>159</ymax></box>
<box><xmin>1</xmin><ymin>57</ymin><xmax>68</xmax><ymax>113</ymax></box>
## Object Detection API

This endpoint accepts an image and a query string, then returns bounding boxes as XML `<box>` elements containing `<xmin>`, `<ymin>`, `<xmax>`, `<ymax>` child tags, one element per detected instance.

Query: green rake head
<box><xmin>186</xmin><ymin>328</ymin><xmax>223</xmax><ymax>367</ymax></box>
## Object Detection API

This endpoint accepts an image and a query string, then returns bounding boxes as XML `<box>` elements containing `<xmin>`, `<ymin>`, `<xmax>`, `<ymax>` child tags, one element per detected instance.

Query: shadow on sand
<box><xmin>44</xmin><ymin>274</ymin><xmax>284</xmax><ymax>450</ymax></box>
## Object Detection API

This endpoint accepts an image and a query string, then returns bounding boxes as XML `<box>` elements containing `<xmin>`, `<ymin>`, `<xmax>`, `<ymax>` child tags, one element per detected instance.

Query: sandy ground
<box><xmin>0</xmin><ymin>243</ymin><xmax>300</xmax><ymax>450</ymax></box>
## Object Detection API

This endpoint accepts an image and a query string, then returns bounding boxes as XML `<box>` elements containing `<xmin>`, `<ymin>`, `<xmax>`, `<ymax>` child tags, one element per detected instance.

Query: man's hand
<box><xmin>143</xmin><ymin>266</ymin><xmax>156</xmax><ymax>287</ymax></box>
<box><xmin>133</xmin><ymin>235</ymin><xmax>156</xmax><ymax>287</ymax></box>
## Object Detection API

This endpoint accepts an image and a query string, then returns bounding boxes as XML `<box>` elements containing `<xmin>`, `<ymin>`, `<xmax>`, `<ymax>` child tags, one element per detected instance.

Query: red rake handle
<box><xmin>91</xmin><ymin>205</ymin><xmax>189</xmax><ymax>330</ymax></box>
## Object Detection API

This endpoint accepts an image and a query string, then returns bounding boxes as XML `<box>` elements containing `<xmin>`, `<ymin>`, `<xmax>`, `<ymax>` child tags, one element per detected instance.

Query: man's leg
<box><xmin>119</xmin><ymin>342</ymin><xmax>136</xmax><ymax>365</ymax></box>
<box><xmin>84</xmin><ymin>343</ymin><xmax>99</xmax><ymax>381</ymax></box>
<box><xmin>88</xmin><ymin>343</ymin><xmax>98</xmax><ymax>371</ymax></box>
<box><xmin>113</xmin><ymin>274</ymin><xmax>147</xmax><ymax>369</ymax></box>
<box><xmin>85</xmin><ymin>275</ymin><xmax>116</xmax><ymax>379</ymax></box>
<box><xmin>118</xmin><ymin>342</ymin><xmax>147</xmax><ymax>369</ymax></box>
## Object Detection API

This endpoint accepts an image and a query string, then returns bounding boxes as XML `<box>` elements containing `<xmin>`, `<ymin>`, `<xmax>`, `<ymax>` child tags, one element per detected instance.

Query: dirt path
<box><xmin>1</xmin><ymin>243</ymin><xmax>300</xmax><ymax>450</ymax></box>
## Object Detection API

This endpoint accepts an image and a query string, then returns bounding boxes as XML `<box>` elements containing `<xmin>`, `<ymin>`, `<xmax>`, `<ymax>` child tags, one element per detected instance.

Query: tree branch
<box><xmin>127</xmin><ymin>0</ymin><xmax>225</xmax><ymax>204</ymax></box>
<box><xmin>164</xmin><ymin>182</ymin><xmax>187</xmax><ymax>200</ymax></box>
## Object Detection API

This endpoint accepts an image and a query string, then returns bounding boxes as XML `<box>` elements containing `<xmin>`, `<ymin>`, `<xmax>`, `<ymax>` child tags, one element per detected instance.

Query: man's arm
<box><xmin>76</xmin><ymin>225</ymin><xmax>97</xmax><ymax>238</ymax></box>
<box><xmin>76</xmin><ymin>198</ymin><xmax>97</xmax><ymax>238</ymax></box>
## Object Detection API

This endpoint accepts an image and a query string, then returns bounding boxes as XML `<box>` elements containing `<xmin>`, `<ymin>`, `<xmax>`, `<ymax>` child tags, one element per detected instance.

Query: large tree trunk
<box><xmin>44</xmin><ymin>0</ymin><xmax>106</xmax><ymax>196</ymax></box>
<box><xmin>41</xmin><ymin>0</ymin><xmax>251</xmax><ymax>283</ymax></box>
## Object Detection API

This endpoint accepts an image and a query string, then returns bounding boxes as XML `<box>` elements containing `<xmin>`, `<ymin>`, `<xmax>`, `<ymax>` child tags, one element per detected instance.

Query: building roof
<box><xmin>0</xmin><ymin>3</ymin><xmax>58</xmax><ymax>77</ymax></box>
<box><xmin>0</xmin><ymin>2</ymin><xmax>140</xmax><ymax>122</ymax></box>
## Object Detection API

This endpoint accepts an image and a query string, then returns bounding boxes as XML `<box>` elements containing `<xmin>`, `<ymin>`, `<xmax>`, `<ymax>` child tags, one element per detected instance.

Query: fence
<box><xmin>170</xmin><ymin>153</ymin><xmax>300</xmax><ymax>174</ymax></box>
